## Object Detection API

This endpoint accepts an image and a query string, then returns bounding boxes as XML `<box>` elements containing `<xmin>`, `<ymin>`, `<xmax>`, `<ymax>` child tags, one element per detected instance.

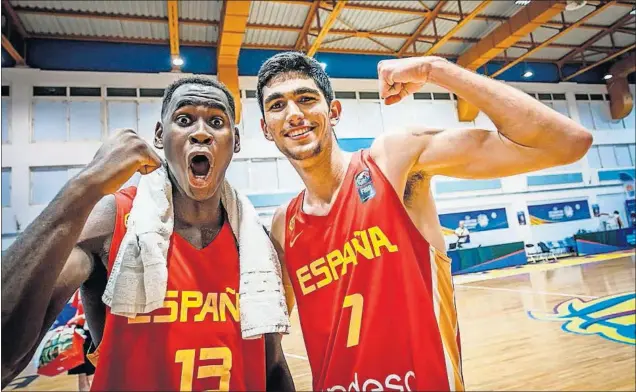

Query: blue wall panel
<box><xmin>6</xmin><ymin>39</ymin><xmax>615</xmax><ymax>84</ymax></box>
<box><xmin>527</xmin><ymin>172</ymin><xmax>584</xmax><ymax>186</ymax></box>
<box><xmin>598</xmin><ymin>168</ymin><xmax>636</xmax><ymax>182</ymax></box>
<box><xmin>338</xmin><ymin>138</ymin><xmax>374</xmax><ymax>152</ymax></box>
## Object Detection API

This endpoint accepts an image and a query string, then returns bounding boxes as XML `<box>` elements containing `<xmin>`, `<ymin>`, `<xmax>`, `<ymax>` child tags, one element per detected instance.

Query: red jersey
<box><xmin>90</xmin><ymin>187</ymin><xmax>266</xmax><ymax>392</ymax></box>
<box><xmin>70</xmin><ymin>291</ymin><xmax>85</xmax><ymax>327</ymax></box>
<box><xmin>285</xmin><ymin>150</ymin><xmax>463</xmax><ymax>391</ymax></box>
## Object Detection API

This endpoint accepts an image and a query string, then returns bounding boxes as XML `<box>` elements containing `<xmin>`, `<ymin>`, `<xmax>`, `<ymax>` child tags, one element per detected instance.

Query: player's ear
<box><xmin>261</xmin><ymin>118</ymin><xmax>274</xmax><ymax>141</ymax></box>
<box><xmin>233</xmin><ymin>126</ymin><xmax>241</xmax><ymax>153</ymax></box>
<box><xmin>154</xmin><ymin>122</ymin><xmax>164</xmax><ymax>149</ymax></box>
<box><xmin>329</xmin><ymin>99</ymin><xmax>342</xmax><ymax>127</ymax></box>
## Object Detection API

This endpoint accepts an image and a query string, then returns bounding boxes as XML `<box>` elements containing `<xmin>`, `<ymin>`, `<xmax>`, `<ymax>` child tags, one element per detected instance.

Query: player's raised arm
<box><xmin>1</xmin><ymin>129</ymin><xmax>161</xmax><ymax>386</ymax></box>
<box><xmin>372</xmin><ymin>56</ymin><xmax>593</xmax><ymax>180</ymax></box>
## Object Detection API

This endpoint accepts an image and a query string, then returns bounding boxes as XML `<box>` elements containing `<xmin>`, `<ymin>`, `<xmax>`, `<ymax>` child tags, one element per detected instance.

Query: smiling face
<box><xmin>260</xmin><ymin>73</ymin><xmax>341</xmax><ymax>161</ymax></box>
<box><xmin>155</xmin><ymin>83</ymin><xmax>240</xmax><ymax>201</ymax></box>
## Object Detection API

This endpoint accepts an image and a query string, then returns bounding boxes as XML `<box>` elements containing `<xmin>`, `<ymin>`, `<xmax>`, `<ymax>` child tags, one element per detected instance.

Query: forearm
<box><xmin>0</xmin><ymin>172</ymin><xmax>101</xmax><ymax>363</ymax></box>
<box><xmin>428</xmin><ymin>58</ymin><xmax>591</xmax><ymax>152</ymax></box>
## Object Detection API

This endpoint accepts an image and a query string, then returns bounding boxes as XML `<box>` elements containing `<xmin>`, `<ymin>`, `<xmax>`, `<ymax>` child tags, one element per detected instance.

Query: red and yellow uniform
<box><xmin>90</xmin><ymin>187</ymin><xmax>266</xmax><ymax>391</ymax></box>
<box><xmin>285</xmin><ymin>150</ymin><xmax>463</xmax><ymax>391</ymax></box>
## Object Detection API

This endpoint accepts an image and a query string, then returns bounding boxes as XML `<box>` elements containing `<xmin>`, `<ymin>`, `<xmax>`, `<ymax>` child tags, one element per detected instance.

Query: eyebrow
<box><xmin>173</xmin><ymin>99</ymin><xmax>228</xmax><ymax>114</ymax></box>
<box><xmin>264</xmin><ymin>87</ymin><xmax>322</xmax><ymax>107</ymax></box>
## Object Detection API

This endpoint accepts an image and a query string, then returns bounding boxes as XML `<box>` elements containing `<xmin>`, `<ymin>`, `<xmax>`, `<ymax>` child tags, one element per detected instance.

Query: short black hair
<box><xmin>256</xmin><ymin>51</ymin><xmax>333</xmax><ymax>117</ymax></box>
<box><xmin>161</xmin><ymin>76</ymin><xmax>236</xmax><ymax>123</ymax></box>
<box><xmin>614</xmin><ymin>210</ymin><xmax>620</xmax><ymax>214</ymax></box>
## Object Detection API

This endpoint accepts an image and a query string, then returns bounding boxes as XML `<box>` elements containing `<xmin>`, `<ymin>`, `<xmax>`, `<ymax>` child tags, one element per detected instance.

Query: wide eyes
<box><xmin>174</xmin><ymin>114</ymin><xmax>224</xmax><ymax>129</ymax></box>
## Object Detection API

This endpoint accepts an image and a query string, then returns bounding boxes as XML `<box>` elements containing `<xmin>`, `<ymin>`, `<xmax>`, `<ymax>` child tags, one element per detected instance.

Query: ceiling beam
<box><xmin>563</xmin><ymin>44</ymin><xmax>635</xmax><ymax>81</ymax></box>
<box><xmin>2</xmin><ymin>0</ymin><xmax>29</xmax><ymax>38</ymax></box>
<box><xmin>397</xmin><ymin>0</ymin><xmax>447</xmax><ymax>57</ymax></box>
<box><xmin>307</xmin><ymin>1</ymin><xmax>347</xmax><ymax>57</ymax></box>
<box><xmin>1</xmin><ymin>34</ymin><xmax>26</xmax><ymax>65</ymax></box>
<box><xmin>424</xmin><ymin>0</ymin><xmax>491</xmax><ymax>56</ymax></box>
<box><xmin>167</xmin><ymin>0</ymin><xmax>181</xmax><ymax>72</ymax></box>
<box><xmin>217</xmin><ymin>0</ymin><xmax>251</xmax><ymax>123</ymax></box>
<box><xmin>557</xmin><ymin>12</ymin><xmax>636</xmax><ymax>65</ymax></box>
<box><xmin>295</xmin><ymin>1</ymin><xmax>320</xmax><ymax>51</ymax></box>
<box><xmin>490</xmin><ymin>0</ymin><xmax>617</xmax><ymax>78</ymax></box>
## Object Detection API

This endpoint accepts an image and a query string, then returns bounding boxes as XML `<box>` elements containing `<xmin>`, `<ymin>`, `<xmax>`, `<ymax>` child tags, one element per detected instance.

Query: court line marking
<box><xmin>456</xmin><ymin>284</ymin><xmax>599</xmax><ymax>299</ymax></box>
<box><xmin>284</xmin><ymin>352</ymin><xmax>309</xmax><ymax>361</ymax></box>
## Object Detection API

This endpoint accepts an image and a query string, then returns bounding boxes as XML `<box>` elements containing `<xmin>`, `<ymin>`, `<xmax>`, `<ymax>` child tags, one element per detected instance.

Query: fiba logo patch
<box><xmin>355</xmin><ymin>169</ymin><xmax>376</xmax><ymax>203</ymax></box>
<box><xmin>124</xmin><ymin>213</ymin><xmax>130</xmax><ymax>228</ymax></box>
<box><xmin>528</xmin><ymin>292</ymin><xmax>635</xmax><ymax>345</ymax></box>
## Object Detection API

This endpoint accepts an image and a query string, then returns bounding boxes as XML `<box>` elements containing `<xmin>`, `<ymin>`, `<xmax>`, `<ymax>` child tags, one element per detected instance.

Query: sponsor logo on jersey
<box><xmin>354</xmin><ymin>169</ymin><xmax>376</xmax><ymax>203</ymax></box>
<box><xmin>528</xmin><ymin>292</ymin><xmax>635</xmax><ymax>345</ymax></box>
<box><xmin>295</xmin><ymin>226</ymin><xmax>398</xmax><ymax>295</ymax></box>
<box><xmin>326</xmin><ymin>370</ymin><xmax>416</xmax><ymax>392</ymax></box>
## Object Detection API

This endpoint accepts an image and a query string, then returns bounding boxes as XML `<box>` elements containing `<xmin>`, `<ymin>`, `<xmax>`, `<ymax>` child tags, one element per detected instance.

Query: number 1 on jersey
<box><xmin>343</xmin><ymin>293</ymin><xmax>364</xmax><ymax>347</ymax></box>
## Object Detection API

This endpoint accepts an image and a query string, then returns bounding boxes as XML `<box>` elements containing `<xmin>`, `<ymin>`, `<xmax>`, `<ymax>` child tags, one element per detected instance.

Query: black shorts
<box><xmin>67</xmin><ymin>329</ymin><xmax>96</xmax><ymax>376</ymax></box>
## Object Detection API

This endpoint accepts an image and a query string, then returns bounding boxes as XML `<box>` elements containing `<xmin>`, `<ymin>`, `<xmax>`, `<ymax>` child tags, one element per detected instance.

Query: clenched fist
<box><xmin>84</xmin><ymin>129</ymin><xmax>162</xmax><ymax>196</ymax></box>
<box><xmin>377</xmin><ymin>56</ymin><xmax>447</xmax><ymax>105</ymax></box>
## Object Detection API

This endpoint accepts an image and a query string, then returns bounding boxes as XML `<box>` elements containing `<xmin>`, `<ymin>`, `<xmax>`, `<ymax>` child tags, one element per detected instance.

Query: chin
<box><xmin>283</xmin><ymin>141</ymin><xmax>324</xmax><ymax>161</ymax></box>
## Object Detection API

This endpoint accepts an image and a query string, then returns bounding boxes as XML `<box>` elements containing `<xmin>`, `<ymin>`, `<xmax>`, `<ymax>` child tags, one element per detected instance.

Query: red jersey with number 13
<box><xmin>89</xmin><ymin>187</ymin><xmax>266</xmax><ymax>391</ymax></box>
<box><xmin>285</xmin><ymin>150</ymin><xmax>464</xmax><ymax>391</ymax></box>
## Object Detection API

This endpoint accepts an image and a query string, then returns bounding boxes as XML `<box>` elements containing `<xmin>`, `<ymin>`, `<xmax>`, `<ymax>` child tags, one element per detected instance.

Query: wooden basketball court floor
<box><xmin>6</xmin><ymin>250</ymin><xmax>635</xmax><ymax>391</ymax></box>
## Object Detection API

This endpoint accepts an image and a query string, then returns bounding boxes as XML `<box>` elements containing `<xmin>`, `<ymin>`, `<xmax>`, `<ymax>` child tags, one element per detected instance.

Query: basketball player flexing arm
<box><xmin>258</xmin><ymin>53</ymin><xmax>592</xmax><ymax>391</ymax></box>
<box><xmin>2</xmin><ymin>78</ymin><xmax>294</xmax><ymax>391</ymax></box>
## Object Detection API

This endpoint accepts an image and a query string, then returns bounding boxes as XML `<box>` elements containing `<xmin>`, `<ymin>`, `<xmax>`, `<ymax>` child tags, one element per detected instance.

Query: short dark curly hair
<box><xmin>256</xmin><ymin>51</ymin><xmax>334</xmax><ymax>117</ymax></box>
<box><xmin>161</xmin><ymin>76</ymin><xmax>236</xmax><ymax>123</ymax></box>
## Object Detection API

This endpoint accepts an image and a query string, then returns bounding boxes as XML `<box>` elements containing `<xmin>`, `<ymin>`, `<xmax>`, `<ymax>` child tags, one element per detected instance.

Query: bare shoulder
<box><xmin>270</xmin><ymin>202</ymin><xmax>290</xmax><ymax>247</ymax></box>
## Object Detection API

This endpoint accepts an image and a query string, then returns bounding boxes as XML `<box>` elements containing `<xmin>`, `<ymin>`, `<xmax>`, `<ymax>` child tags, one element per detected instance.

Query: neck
<box><xmin>293</xmin><ymin>136</ymin><xmax>350</xmax><ymax>204</ymax></box>
<box><xmin>171</xmin><ymin>179</ymin><xmax>224</xmax><ymax>230</ymax></box>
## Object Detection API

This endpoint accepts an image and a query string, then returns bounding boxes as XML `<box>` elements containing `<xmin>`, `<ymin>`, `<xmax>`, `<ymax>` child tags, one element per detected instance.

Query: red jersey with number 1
<box><xmin>89</xmin><ymin>187</ymin><xmax>266</xmax><ymax>391</ymax></box>
<box><xmin>285</xmin><ymin>150</ymin><xmax>464</xmax><ymax>391</ymax></box>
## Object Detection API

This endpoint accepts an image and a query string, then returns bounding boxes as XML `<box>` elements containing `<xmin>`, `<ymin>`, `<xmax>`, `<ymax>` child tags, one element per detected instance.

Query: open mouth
<box><xmin>188</xmin><ymin>153</ymin><xmax>212</xmax><ymax>187</ymax></box>
<box><xmin>286</xmin><ymin>126</ymin><xmax>314</xmax><ymax>140</ymax></box>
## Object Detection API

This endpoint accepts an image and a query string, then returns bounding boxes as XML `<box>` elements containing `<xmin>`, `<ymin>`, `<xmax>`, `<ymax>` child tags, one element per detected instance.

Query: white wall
<box><xmin>1</xmin><ymin>68</ymin><xmax>635</xmax><ymax>251</ymax></box>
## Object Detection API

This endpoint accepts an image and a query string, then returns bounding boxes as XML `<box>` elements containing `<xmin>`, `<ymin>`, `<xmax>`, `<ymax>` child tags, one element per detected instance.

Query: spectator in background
<box><xmin>630</xmin><ymin>211</ymin><xmax>636</xmax><ymax>228</ymax></box>
<box><xmin>66</xmin><ymin>291</ymin><xmax>94</xmax><ymax>392</ymax></box>
<box><xmin>455</xmin><ymin>221</ymin><xmax>470</xmax><ymax>249</ymax></box>
<box><xmin>607</xmin><ymin>211</ymin><xmax>624</xmax><ymax>230</ymax></box>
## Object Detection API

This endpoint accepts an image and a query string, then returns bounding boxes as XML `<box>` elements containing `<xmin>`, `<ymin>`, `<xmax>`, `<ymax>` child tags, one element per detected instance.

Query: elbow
<box><xmin>556</xmin><ymin>127</ymin><xmax>594</xmax><ymax>165</ymax></box>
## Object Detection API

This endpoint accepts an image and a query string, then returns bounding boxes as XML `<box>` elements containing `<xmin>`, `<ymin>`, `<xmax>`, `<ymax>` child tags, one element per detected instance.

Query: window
<box><xmin>107</xmin><ymin>101</ymin><xmax>137</xmax><ymax>132</ymax></box>
<box><xmin>32</xmin><ymin>100</ymin><xmax>68</xmax><ymax>141</ymax></box>
<box><xmin>2</xmin><ymin>168</ymin><xmax>11</xmax><ymax>207</ymax></box>
<box><xmin>69</xmin><ymin>101</ymin><xmax>102</xmax><ymax>140</ymax></box>
<box><xmin>575</xmin><ymin>94</ymin><xmax>625</xmax><ymax>130</ymax></box>
<box><xmin>586</xmin><ymin>146</ymin><xmax>602</xmax><ymax>169</ymax></box>
<box><xmin>2</xmin><ymin>99</ymin><xmax>9</xmax><ymax>143</ymax></box>
<box><xmin>138</xmin><ymin>101</ymin><xmax>162</xmax><ymax>142</ymax></box>
<box><xmin>588</xmin><ymin>144</ymin><xmax>635</xmax><ymax>169</ymax></box>
<box><xmin>537</xmin><ymin>93</ymin><xmax>569</xmax><ymax>118</ymax></box>
<box><xmin>30</xmin><ymin>166</ymin><xmax>83</xmax><ymax>205</ymax></box>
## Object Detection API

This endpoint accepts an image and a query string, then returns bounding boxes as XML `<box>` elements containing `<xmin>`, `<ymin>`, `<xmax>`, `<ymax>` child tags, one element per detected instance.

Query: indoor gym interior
<box><xmin>1</xmin><ymin>0</ymin><xmax>635</xmax><ymax>391</ymax></box>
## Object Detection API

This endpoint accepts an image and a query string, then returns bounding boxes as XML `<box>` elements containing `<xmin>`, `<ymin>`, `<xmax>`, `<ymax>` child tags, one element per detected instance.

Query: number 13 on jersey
<box><xmin>175</xmin><ymin>347</ymin><xmax>232</xmax><ymax>391</ymax></box>
<box><xmin>343</xmin><ymin>294</ymin><xmax>364</xmax><ymax>348</ymax></box>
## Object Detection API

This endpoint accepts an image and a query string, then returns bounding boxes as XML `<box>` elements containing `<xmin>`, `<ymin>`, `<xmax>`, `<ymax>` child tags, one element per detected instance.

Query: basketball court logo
<box><xmin>354</xmin><ymin>169</ymin><xmax>376</xmax><ymax>203</ymax></box>
<box><xmin>528</xmin><ymin>292</ymin><xmax>635</xmax><ymax>345</ymax></box>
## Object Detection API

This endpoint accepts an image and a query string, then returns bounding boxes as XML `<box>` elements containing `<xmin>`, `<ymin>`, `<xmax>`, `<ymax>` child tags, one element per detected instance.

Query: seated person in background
<box><xmin>455</xmin><ymin>221</ymin><xmax>470</xmax><ymax>248</ymax></box>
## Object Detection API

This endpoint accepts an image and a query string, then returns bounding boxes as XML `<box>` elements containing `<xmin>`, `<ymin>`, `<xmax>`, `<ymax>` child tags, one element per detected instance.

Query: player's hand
<box><xmin>84</xmin><ymin>128</ymin><xmax>163</xmax><ymax>196</ymax></box>
<box><xmin>66</xmin><ymin>314</ymin><xmax>85</xmax><ymax>326</ymax></box>
<box><xmin>378</xmin><ymin>56</ymin><xmax>446</xmax><ymax>105</ymax></box>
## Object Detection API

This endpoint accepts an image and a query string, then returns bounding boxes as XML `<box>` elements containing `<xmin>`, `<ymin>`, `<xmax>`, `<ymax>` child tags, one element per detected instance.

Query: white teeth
<box><xmin>288</xmin><ymin>128</ymin><xmax>310</xmax><ymax>137</ymax></box>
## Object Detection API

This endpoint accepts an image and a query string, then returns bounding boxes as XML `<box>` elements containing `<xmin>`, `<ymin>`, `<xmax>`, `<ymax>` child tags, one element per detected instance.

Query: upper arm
<box><xmin>373</xmin><ymin>127</ymin><xmax>578</xmax><ymax>181</ymax></box>
<box><xmin>270</xmin><ymin>205</ymin><xmax>296</xmax><ymax>315</ymax></box>
<box><xmin>44</xmin><ymin>195</ymin><xmax>116</xmax><ymax>336</ymax></box>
